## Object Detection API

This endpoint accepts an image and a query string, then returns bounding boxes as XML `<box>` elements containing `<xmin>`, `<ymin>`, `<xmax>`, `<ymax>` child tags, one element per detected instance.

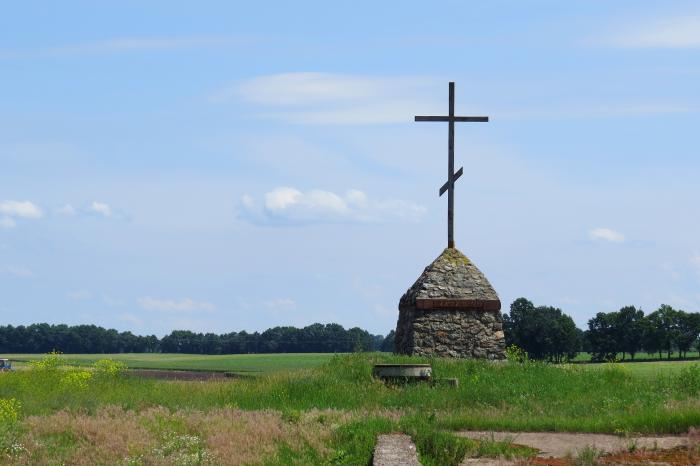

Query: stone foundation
<box><xmin>395</xmin><ymin>306</ymin><xmax>505</xmax><ymax>359</ymax></box>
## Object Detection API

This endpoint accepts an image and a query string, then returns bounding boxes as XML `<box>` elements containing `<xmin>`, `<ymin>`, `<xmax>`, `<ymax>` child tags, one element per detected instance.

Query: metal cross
<box><xmin>415</xmin><ymin>82</ymin><xmax>488</xmax><ymax>249</ymax></box>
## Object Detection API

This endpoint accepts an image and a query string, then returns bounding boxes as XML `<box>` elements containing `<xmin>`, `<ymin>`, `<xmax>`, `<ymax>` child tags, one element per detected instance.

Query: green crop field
<box><xmin>2</xmin><ymin>352</ymin><xmax>700</xmax><ymax>465</ymax></box>
<box><xmin>2</xmin><ymin>352</ymin><xmax>336</xmax><ymax>374</ymax></box>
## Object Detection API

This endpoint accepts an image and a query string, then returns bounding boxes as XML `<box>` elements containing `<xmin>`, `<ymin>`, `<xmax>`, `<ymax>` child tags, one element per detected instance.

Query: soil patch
<box><xmin>128</xmin><ymin>369</ymin><xmax>232</xmax><ymax>380</ymax></box>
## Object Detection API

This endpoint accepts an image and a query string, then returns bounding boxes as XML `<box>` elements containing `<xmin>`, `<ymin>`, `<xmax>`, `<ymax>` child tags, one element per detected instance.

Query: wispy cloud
<box><xmin>589</xmin><ymin>227</ymin><xmax>625</xmax><ymax>243</ymax></box>
<box><xmin>0</xmin><ymin>36</ymin><xmax>247</xmax><ymax>59</ymax></box>
<box><xmin>0</xmin><ymin>265</ymin><xmax>33</xmax><ymax>278</ymax></box>
<box><xmin>0</xmin><ymin>217</ymin><xmax>16</xmax><ymax>229</ymax></box>
<box><xmin>600</xmin><ymin>16</ymin><xmax>700</xmax><ymax>48</ymax></box>
<box><xmin>89</xmin><ymin>201</ymin><xmax>112</xmax><ymax>217</ymax></box>
<box><xmin>690</xmin><ymin>252</ymin><xmax>700</xmax><ymax>275</ymax></box>
<box><xmin>138</xmin><ymin>297</ymin><xmax>215</xmax><ymax>312</ymax></box>
<box><xmin>498</xmin><ymin>103</ymin><xmax>695</xmax><ymax>120</ymax></box>
<box><xmin>56</xmin><ymin>204</ymin><xmax>77</xmax><ymax>216</ymax></box>
<box><xmin>241</xmin><ymin>187</ymin><xmax>426</xmax><ymax>225</ymax></box>
<box><xmin>56</xmin><ymin>201</ymin><xmax>125</xmax><ymax>219</ymax></box>
<box><xmin>264</xmin><ymin>298</ymin><xmax>297</xmax><ymax>311</ymax></box>
<box><xmin>212</xmin><ymin>72</ymin><xmax>442</xmax><ymax>124</ymax></box>
<box><xmin>66</xmin><ymin>290</ymin><xmax>93</xmax><ymax>301</ymax></box>
<box><xmin>118</xmin><ymin>313</ymin><xmax>144</xmax><ymax>327</ymax></box>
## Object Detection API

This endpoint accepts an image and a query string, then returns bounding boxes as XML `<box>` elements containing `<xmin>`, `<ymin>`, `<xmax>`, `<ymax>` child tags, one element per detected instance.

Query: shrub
<box><xmin>0</xmin><ymin>397</ymin><xmax>21</xmax><ymax>425</ymax></box>
<box><xmin>93</xmin><ymin>359</ymin><xmax>127</xmax><ymax>378</ymax></box>
<box><xmin>29</xmin><ymin>350</ymin><xmax>63</xmax><ymax>371</ymax></box>
<box><xmin>61</xmin><ymin>369</ymin><xmax>93</xmax><ymax>390</ymax></box>
<box><xmin>0</xmin><ymin>398</ymin><xmax>25</xmax><ymax>459</ymax></box>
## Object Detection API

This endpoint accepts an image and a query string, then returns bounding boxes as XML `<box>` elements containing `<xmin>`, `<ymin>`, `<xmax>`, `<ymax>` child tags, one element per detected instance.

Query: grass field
<box><xmin>572</xmin><ymin>351</ymin><xmax>700</xmax><ymax>362</ymax></box>
<box><xmin>2</xmin><ymin>353</ymin><xmax>336</xmax><ymax>374</ymax></box>
<box><xmin>2</xmin><ymin>352</ymin><xmax>700</xmax><ymax>465</ymax></box>
<box><xmin>5</xmin><ymin>351</ymin><xmax>700</xmax><ymax>378</ymax></box>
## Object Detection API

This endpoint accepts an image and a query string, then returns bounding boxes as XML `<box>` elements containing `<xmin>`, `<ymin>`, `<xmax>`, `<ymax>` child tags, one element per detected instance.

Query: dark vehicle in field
<box><xmin>0</xmin><ymin>358</ymin><xmax>12</xmax><ymax>371</ymax></box>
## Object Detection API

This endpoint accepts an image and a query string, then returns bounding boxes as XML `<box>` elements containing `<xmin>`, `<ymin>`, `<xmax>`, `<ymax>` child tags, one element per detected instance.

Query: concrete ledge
<box><xmin>373</xmin><ymin>434</ymin><xmax>422</xmax><ymax>466</ymax></box>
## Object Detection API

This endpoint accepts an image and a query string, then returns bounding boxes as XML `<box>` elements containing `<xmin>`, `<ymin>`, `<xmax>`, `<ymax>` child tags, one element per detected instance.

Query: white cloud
<box><xmin>264</xmin><ymin>298</ymin><xmax>297</xmax><ymax>311</ymax></box>
<box><xmin>241</xmin><ymin>187</ymin><xmax>426</xmax><ymax>225</ymax></box>
<box><xmin>138</xmin><ymin>297</ymin><xmax>215</xmax><ymax>312</ymax></box>
<box><xmin>589</xmin><ymin>227</ymin><xmax>625</xmax><ymax>243</ymax></box>
<box><xmin>602</xmin><ymin>16</ymin><xmax>700</xmax><ymax>48</ymax></box>
<box><xmin>0</xmin><ymin>200</ymin><xmax>43</xmax><ymax>218</ymax></box>
<box><xmin>212</xmin><ymin>72</ymin><xmax>442</xmax><ymax>124</ymax></box>
<box><xmin>89</xmin><ymin>201</ymin><xmax>112</xmax><ymax>217</ymax></box>
<box><xmin>0</xmin><ymin>217</ymin><xmax>16</xmax><ymax>228</ymax></box>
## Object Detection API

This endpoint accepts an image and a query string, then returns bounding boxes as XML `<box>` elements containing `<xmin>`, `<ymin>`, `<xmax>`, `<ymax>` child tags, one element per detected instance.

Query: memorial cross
<box><xmin>415</xmin><ymin>82</ymin><xmax>488</xmax><ymax>249</ymax></box>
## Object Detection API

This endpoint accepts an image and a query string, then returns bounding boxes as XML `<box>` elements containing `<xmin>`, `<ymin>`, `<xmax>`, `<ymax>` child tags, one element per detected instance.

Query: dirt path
<box><xmin>457</xmin><ymin>431</ymin><xmax>689</xmax><ymax>459</ymax></box>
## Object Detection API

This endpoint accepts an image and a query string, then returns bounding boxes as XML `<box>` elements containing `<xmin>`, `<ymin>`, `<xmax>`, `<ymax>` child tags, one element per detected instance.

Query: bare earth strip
<box><xmin>457</xmin><ymin>431</ymin><xmax>688</xmax><ymax>459</ymax></box>
<box><xmin>373</xmin><ymin>434</ymin><xmax>422</xmax><ymax>466</ymax></box>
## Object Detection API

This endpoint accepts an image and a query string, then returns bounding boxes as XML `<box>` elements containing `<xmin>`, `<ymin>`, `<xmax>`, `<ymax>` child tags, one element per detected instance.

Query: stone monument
<box><xmin>394</xmin><ymin>82</ymin><xmax>506</xmax><ymax>359</ymax></box>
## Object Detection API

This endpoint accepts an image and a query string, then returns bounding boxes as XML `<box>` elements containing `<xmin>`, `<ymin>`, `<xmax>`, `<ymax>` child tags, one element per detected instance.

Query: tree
<box><xmin>587</xmin><ymin>312</ymin><xmax>618</xmax><ymax>362</ymax></box>
<box><xmin>380</xmin><ymin>330</ymin><xmax>395</xmax><ymax>352</ymax></box>
<box><xmin>675</xmin><ymin>311</ymin><xmax>700</xmax><ymax>358</ymax></box>
<box><xmin>655</xmin><ymin>305</ymin><xmax>679</xmax><ymax>359</ymax></box>
<box><xmin>615</xmin><ymin>306</ymin><xmax>645</xmax><ymax>360</ymax></box>
<box><xmin>504</xmin><ymin>298</ymin><xmax>581</xmax><ymax>362</ymax></box>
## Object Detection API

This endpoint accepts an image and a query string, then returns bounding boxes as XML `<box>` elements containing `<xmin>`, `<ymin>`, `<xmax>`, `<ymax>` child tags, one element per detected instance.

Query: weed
<box><xmin>506</xmin><ymin>344</ymin><xmax>529</xmax><ymax>363</ymax></box>
<box><xmin>574</xmin><ymin>445</ymin><xmax>602</xmax><ymax>466</ymax></box>
<box><xmin>0</xmin><ymin>397</ymin><xmax>21</xmax><ymax>424</ymax></box>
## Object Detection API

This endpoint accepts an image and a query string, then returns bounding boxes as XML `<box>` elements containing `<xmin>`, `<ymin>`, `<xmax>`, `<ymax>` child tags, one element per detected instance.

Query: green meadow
<box><xmin>6</xmin><ymin>351</ymin><xmax>698</xmax><ymax>377</ymax></box>
<box><xmin>3</xmin><ymin>352</ymin><xmax>335</xmax><ymax>374</ymax></box>
<box><xmin>2</xmin><ymin>352</ymin><xmax>700</xmax><ymax>465</ymax></box>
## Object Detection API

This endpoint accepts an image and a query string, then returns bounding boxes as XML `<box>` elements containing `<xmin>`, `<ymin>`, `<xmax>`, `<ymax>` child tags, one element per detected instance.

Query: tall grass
<box><xmin>2</xmin><ymin>353</ymin><xmax>700</xmax><ymax>432</ymax></box>
<box><xmin>2</xmin><ymin>353</ymin><xmax>700</xmax><ymax>464</ymax></box>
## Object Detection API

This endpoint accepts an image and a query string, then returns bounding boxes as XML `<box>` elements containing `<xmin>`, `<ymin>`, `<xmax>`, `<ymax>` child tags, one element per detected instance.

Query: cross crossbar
<box><xmin>415</xmin><ymin>116</ymin><xmax>488</xmax><ymax>122</ymax></box>
<box><xmin>439</xmin><ymin>167</ymin><xmax>463</xmax><ymax>196</ymax></box>
<box><xmin>415</xmin><ymin>82</ymin><xmax>489</xmax><ymax>249</ymax></box>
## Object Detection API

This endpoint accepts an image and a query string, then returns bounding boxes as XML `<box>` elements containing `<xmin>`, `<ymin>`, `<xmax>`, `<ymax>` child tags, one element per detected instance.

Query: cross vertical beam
<box><xmin>448</xmin><ymin>82</ymin><xmax>455</xmax><ymax>248</ymax></box>
<box><xmin>415</xmin><ymin>82</ymin><xmax>488</xmax><ymax>249</ymax></box>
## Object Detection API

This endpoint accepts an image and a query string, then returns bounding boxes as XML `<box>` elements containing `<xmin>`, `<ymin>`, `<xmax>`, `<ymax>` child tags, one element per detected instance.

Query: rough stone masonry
<box><xmin>395</xmin><ymin>248</ymin><xmax>506</xmax><ymax>359</ymax></box>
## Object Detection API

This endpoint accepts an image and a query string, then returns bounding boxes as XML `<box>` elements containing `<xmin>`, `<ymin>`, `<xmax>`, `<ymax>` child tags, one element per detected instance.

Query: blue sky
<box><xmin>1</xmin><ymin>1</ymin><xmax>699</xmax><ymax>336</ymax></box>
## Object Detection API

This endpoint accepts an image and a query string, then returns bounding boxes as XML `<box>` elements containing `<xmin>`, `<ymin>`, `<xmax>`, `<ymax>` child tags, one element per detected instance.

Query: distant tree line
<box><xmin>585</xmin><ymin>304</ymin><xmax>700</xmax><ymax>362</ymax></box>
<box><xmin>4</xmin><ymin>301</ymin><xmax>698</xmax><ymax>361</ymax></box>
<box><xmin>0</xmin><ymin>322</ymin><xmax>393</xmax><ymax>355</ymax></box>
<box><xmin>504</xmin><ymin>298</ymin><xmax>700</xmax><ymax>362</ymax></box>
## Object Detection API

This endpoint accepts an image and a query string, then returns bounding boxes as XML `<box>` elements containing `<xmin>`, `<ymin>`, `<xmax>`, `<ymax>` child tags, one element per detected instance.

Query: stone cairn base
<box><xmin>394</xmin><ymin>247</ymin><xmax>506</xmax><ymax>360</ymax></box>
<box><xmin>395</xmin><ymin>307</ymin><xmax>505</xmax><ymax>359</ymax></box>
